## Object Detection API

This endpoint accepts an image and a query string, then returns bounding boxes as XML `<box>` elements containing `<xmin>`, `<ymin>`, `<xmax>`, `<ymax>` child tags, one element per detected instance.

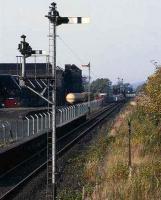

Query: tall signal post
<box><xmin>21</xmin><ymin>35</ymin><xmax>26</xmax><ymax>81</ymax></box>
<box><xmin>45</xmin><ymin>2</ymin><xmax>90</xmax><ymax>199</ymax></box>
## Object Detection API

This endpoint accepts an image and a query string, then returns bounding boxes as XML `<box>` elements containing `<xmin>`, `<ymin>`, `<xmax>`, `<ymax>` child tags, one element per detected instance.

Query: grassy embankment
<box><xmin>83</xmin><ymin>69</ymin><xmax>161</xmax><ymax>199</ymax></box>
<box><xmin>58</xmin><ymin>69</ymin><xmax>161</xmax><ymax>199</ymax></box>
<box><xmin>58</xmin><ymin>104</ymin><xmax>161</xmax><ymax>199</ymax></box>
<box><xmin>83</xmin><ymin>103</ymin><xmax>161</xmax><ymax>200</ymax></box>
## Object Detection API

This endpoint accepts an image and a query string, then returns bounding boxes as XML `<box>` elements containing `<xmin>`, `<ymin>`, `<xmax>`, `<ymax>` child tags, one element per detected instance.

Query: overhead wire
<box><xmin>57</xmin><ymin>35</ymin><xmax>98</xmax><ymax>80</ymax></box>
<box><xmin>57</xmin><ymin>35</ymin><xmax>85</xmax><ymax>64</ymax></box>
<box><xmin>56</xmin><ymin>0</ymin><xmax>98</xmax><ymax>80</ymax></box>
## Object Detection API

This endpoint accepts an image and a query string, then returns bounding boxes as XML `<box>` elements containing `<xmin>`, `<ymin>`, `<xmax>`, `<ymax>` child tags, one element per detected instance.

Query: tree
<box><xmin>90</xmin><ymin>78</ymin><xmax>110</xmax><ymax>94</ymax></box>
<box><xmin>139</xmin><ymin>68</ymin><xmax>161</xmax><ymax>123</ymax></box>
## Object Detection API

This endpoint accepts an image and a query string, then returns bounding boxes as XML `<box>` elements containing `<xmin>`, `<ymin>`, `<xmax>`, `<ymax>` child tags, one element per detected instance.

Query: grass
<box><xmin>57</xmin><ymin>117</ymin><xmax>115</xmax><ymax>199</ymax></box>
<box><xmin>83</xmin><ymin>103</ymin><xmax>161</xmax><ymax>200</ymax></box>
<box><xmin>58</xmin><ymin>101</ymin><xmax>161</xmax><ymax>199</ymax></box>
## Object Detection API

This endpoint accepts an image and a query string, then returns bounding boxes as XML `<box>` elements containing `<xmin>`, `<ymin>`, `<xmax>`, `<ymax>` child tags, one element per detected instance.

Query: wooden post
<box><xmin>82</xmin><ymin>186</ymin><xmax>85</xmax><ymax>200</ymax></box>
<box><xmin>128</xmin><ymin>118</ymin><xmax>132</xmax><ymax>177</ymax></box>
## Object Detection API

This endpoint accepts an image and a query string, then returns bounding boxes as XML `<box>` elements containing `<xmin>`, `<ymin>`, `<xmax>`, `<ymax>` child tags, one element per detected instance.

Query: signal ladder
<box><xmin>46</xmin><ymin>21</ymin><xmax>56</xmax><ymax>200</ymax></box>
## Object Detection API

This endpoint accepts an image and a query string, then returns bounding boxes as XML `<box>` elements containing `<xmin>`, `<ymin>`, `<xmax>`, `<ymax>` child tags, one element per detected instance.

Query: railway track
<box><xmin>0</xmin><ymin>103</ymin><xmax>122</xmax><ymax>200</ymax></box>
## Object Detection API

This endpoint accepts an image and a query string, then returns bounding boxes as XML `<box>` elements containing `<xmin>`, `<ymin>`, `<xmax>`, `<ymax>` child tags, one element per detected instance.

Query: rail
<box><xmin>0</xmin><ymin>103</ymin><xmax>122</xmax><ymax>200</ymax></box>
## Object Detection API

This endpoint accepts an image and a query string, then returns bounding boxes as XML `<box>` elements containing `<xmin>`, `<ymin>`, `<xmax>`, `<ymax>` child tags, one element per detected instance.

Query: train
<box><xmin>65</xmin><ymin>92</ymin><xmax>110</xmax><ymax>105</ymax></box>
<box><xmin>0</xmin><ymin>63</ymin><xmax>133</xmax><ymax>108</ymax></box>
<box><xmin>112</xmin><ymin>94</ymin><xmax>125</xmax><ymax>102</ymax></box>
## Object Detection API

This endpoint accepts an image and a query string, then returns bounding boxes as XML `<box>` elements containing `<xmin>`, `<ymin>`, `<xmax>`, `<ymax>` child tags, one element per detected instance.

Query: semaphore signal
<box><xmin>56</xmin><ymin>17</ymin><xmax>90</xmax><ymax>25</ymax></box>
<box><xmin>45</xmin><ymin>2</ymin><xmax>90</xmax><ymax>200</ymax></box>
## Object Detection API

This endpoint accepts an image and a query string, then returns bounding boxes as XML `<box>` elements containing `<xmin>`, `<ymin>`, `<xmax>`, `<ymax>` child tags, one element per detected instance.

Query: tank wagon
<box><xmin>66</xmin><ymin>92</ymin><xmax>93</xmax><ymax>104</ymax></box>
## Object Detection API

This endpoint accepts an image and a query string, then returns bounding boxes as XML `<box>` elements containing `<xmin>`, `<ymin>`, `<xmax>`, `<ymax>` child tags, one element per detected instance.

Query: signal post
<box><xmin>45</xmin><ymin>2</ymin><xmax>90</xmax><ymax>199</ymax></box>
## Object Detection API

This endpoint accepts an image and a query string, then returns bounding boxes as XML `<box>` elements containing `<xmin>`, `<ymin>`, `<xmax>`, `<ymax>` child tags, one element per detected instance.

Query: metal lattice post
<box><xmin>45</xmin><ymin>3</ymin><xmax>90</xmax><ymax>199</ymax></box>
<box><xmin>46</xmin><ymin>2</ymin><xmax>58</xmax><ymax>199</ymax></box>
<box><xmin>52</xmin><ymin>12</ymin><xmax>57</xmax><ymax>197</ymax></box>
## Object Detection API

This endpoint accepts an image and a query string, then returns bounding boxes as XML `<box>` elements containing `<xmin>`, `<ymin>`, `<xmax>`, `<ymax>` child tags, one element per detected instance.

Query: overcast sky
<box><xmin>0</xmin><ymin>0</ymin><xmax>161</xmax><ymax>83</ymax></box>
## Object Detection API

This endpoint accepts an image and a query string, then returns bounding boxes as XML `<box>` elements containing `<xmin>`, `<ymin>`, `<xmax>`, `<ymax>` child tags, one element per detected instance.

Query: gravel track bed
<box><xmin>11</xmin><ymin>105</ymin><xmax>122</xmax><ymax>200</ymax></box>
<box><xmin>0</xmin><ymin>151</ymin><xmax>47</xmax><ymax>198</ymax></box>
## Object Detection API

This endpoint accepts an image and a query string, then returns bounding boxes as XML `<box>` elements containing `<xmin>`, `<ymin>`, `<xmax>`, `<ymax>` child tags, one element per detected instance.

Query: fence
<box><xmin>0</xmin><ymin>99</ymin><xmax>103</xmax><ymax>146</ymax></box>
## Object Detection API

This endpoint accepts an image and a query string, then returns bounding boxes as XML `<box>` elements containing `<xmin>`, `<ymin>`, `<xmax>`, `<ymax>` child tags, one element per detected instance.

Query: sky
<box><xmin>0</xmin><ymin>0</ymin><xmax>161</xmax><ymax>83</ymax></box>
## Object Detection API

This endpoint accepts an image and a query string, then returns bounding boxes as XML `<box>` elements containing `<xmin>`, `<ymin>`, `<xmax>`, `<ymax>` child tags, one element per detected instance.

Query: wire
<box><xmin>57</xmin><ymin>35</ymin><xmax>85</xmax><ymax>64</ymax></box>
<box><xmin>58</xmin><ymin>35</ymin><xmax>98</xmax><ymax>80</ymax></box>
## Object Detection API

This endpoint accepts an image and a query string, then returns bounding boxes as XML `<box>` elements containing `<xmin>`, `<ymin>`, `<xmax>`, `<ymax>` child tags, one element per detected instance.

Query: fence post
<box><xmin>50</xmin><ymin>111</ymin><xmax>52</xmax><ymax>129</ymax></box>
<box><xmin>39</xmin><ymin>114</ymin><xmax>43</xmax><ymax>133</ymax></box>
<box><xmin>82</xmin><ymin>187</ymin><xmax>85</xmax><ymax>200</ymax></box>
<box><xmin>15</xmin><ymin>120</ymin><xmax>18</xmax><ymax>141</ymax></box>
<box><xmin>78</xmin><ymin>104</ymin><xmax>81</xmax><ymax>116</ymax></box>
<box><xmin>21</xmin><ymin>119</ymin><xmax>24</xmax><ymax>138</ymax></box>
<box><xmin>2</xmin><ymin>124</ymin><xmax>6</xmax><ymax>145</ymax></box>
<box><xmin>128</xmin><ymin>118</ymin><xmax>132</xmax><ymax>178</ymax></box>
<box><xmin>47</xmin><ymin>112</ymin><xmax>50</xmax><ymax>130</ymax></box>
<box><xmin>57</xmin><ymin>109</ymin><xmax>62</xmax><ymax>126</ymax></box>
<box><xmin>71</xmin><ymin>106</ymin><xmax>73</xmax><ymax>118</ymax></box>
<box><xmin>4</xmin><ymin>121</ymin><xmax>11</xmax><ymax>142</ymax></box>
<box><xmin>65</xmin><ymin>108</ymin><xmax>68</xmax><ymax>122</ymax></box>
<box><xmin>68</xmin><ymin>107</ymin><xmax>71</xmax><ymax>121</ymax></box>
<box><xmin>35</xmin><ymin>114</ymin><xmax>39</xmax><ymax>134</ymax></box>
<box><xmin>31</xmin><ymin>116</ymin><xmax>35</xmax><ymax>135</ymax></box>
<box><xmin>25</xmin><ymin>117</ymin><xmax>30</xmax><ymax>137</ymax></box>
<box><xmin>43</xmin><ymin>113</ymin><xmax>47</xmax><ymax>129</ymax></box>
<box><xmin>67</xmin><ymin>107</ymin><xmax>70</xmax><ymax>121</ymax></box>
<box><xmin>62</xmin><ymin>109</ymin><xmax>65</xmax><ymax>124</ymax></box>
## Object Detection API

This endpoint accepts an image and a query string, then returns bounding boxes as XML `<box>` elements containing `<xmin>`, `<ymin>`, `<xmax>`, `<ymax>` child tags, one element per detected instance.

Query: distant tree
<box><xmin>90</xmin><ymin>78</ymin><xmax>110</xmax><ymax>94</ymax></box>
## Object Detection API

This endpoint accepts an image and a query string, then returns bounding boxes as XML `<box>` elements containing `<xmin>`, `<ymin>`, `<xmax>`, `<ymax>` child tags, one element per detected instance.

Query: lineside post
<box><xmin>128</xmin><ymin>118</ymin><xmax>132</xmax><ymax>177</ymax></box>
